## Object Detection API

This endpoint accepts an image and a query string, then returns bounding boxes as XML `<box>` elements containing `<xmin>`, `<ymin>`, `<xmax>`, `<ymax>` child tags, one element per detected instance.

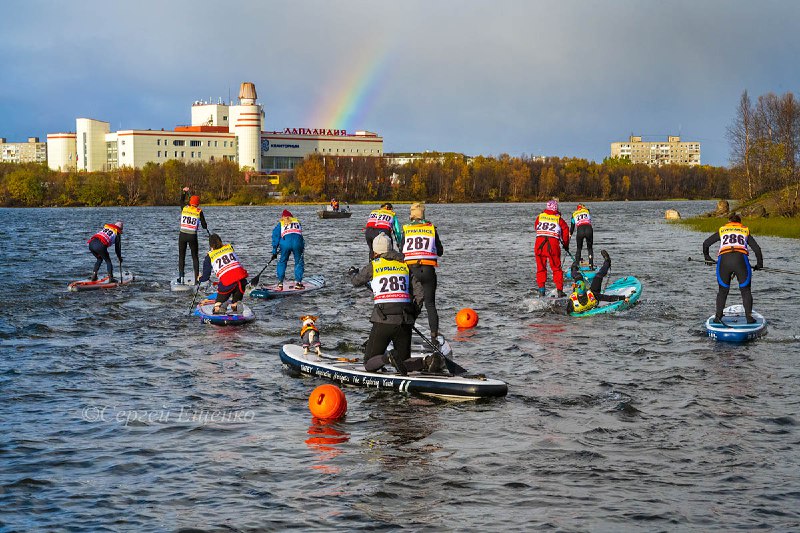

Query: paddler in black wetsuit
<box><xmin>178</xmin><ymin>187</ymin><xmax>208</xmax><ymax>284</ymax></box>
<box><xmin>702</xmin><ymin>213</ymin><xmax>763</xmax><ymax>324</ymax></box>
<box><xmin>557</xmin><ymin>250</ymin><xmax>628</xmax><ymax>315</ymax></box>
<box><xmin>348</xmin><ymin>233</ymin><xmax>446</xmax><ymax>375</ymax></box>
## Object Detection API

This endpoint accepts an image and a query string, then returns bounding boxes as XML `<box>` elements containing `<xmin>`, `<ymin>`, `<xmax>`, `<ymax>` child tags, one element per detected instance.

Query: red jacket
<box><xmin>534</xmin><ymin>209</ymin><xmax>570</xmax><ymax>247</ymax></box>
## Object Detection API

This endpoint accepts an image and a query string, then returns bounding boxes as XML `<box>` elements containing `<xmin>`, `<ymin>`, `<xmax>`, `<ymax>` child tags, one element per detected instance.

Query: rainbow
<box><xmin>308</xmin><ymin>41</ymin><xmax>393</xmax><ymax>132</ymax></box>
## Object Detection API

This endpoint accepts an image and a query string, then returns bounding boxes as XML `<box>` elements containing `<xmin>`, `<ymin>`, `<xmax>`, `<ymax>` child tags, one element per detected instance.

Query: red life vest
<box><xmin>208</xmin><ymin>244</ymin><xmax>247</xmax><ymax>285</ymax></box>
<box><xmin>89</xmin><ymin>223</ymin><xmax>121</xmax><ymax>246</ymax></box>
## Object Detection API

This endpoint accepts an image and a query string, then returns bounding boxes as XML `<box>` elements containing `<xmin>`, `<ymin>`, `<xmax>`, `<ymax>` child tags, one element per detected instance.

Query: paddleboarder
<box><xmin>702</xmin><ymin>213</ymin><xmax>763</xmax><ymax>324</ymax></box>
<box><xmin>348</xmin><ymin>233</ymin><xmax>445</xmax><ymax>375</ymax></box>
<box><xmin>271</xmin><ymin>209</ymin><xmax>305</xmax><ymax>290</ymax></box>
<box><xmin>364</xmin><ymin>202</ymin><xmax>402</xmax><ymax>259</ymax></box>
<box><xmin>570</xmin><ymin>203</ymin><xmax>594</xmax><ymax>268</ymax></box>
<box><xmin>560</xmin><ymin>250</ymin><xmax>628</xmax><ymax>314</ymax></box>
<box><xmin>178</xmin><ymin>187</ymin><xmax>208</xmax><ymax>284</ymax></box>
<box><xmin>198</xmin><ymin>233</ymin><xmax>249</xmax><ymax>315</ymax></box>
<box><xmin>400</xmin><ymin>202</ymin><xmax>444</xmax><ymax>341</ymax></box>
<box><xmin>88</xmin><ymin>221</ymin><xmax>123</xmax><ymax>282</ymax></box>
<box><xmin>534</xmin><ymin>198</ymin><xmax>570</xmax><ymax>297</ymax></box>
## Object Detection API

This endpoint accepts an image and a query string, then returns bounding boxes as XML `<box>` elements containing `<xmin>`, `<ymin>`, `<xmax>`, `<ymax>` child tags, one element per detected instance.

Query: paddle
<box><xmin>249</xmin><ymin>257</ymin><xmax>276</xmax><ymax>288</ymax></box>
<box><xmin>412</xmin><ymin>325</ymin><xmax>468</xmax><ymax>376</ymax></box>
<box><xmin>188</xmin><ymin>284</ymin><xmax>202</xmax><ymax>315</ymax></box>
<box><xmin>687</xmin><ymin>256</ymin><xmax>794</xmax><ymax>275</ymax></box>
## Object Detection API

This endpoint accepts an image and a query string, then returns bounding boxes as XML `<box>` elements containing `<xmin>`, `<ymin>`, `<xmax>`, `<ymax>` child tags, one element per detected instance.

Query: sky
<box><xmin>1</xmin><ymin>0</ymin><xmax>799</xmax><ymax>167</ymax></box>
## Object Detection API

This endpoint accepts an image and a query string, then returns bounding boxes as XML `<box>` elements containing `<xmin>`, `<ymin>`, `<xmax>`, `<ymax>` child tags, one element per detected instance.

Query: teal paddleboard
<box><xmin>568</xmin><ymin>276</ymin><xmax>642</xmax><ymax>317</ymax></box>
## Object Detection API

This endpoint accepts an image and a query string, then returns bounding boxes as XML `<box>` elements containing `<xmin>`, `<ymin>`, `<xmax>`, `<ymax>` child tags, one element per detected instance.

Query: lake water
<box><xmin>1</xmin><ymin>201</ymin><xmax>798</xmax><ymax>531</ymax></box>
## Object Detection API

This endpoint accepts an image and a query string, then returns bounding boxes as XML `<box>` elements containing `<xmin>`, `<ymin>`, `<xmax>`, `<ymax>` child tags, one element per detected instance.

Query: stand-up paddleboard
<box><xmin>705</xmin><ymin>305</ymin><xmax>767</xmax><ymax>342</ymax></box>
<box><xmin>193</xmin><ymin>297</ymin><xmax>255</xmax><ymax>326</ymax></box>
<box><xmin>68</xmin><ymin>271</ymin><xmax>135</xmax><ymax>292</ymax></box>
<box><xmin>170</xmin><ymin>279</ymin><xmax>196</xmax><ymax>292</ymax></box>
<box><xmin>249</xmin><ymin>274</ymin><xmax>325</xmax><ymax>299</ymax></box>
<box><xmin>280</xmin><ymin>344</ymin><xmax>508</xmax><ymax>399</ymax></box>
<box><xmin>569</xmin><ymin>276</ymin><xmax>642</xmax><ymax>317</ymax></box>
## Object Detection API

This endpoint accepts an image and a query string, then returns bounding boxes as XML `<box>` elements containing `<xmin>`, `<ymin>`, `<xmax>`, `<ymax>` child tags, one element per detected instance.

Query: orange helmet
<box><xmin>189</xmin><ymin>195</ymin><xmax>200</xmax><ymax>207</ymax></box>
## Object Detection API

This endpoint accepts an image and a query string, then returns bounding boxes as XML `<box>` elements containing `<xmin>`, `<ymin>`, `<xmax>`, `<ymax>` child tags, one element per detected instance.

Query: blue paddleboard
<box><xmin>193</xmin><ymin>297</ymin><xmax>255</xmax><ymax>326</ymax></box>
<box><xmin>705</xmin><ymin>305</ymin><xmax>767</xmax><ymax>342</ymax></box>
<box><xmin>564</xmin><ymin>264</ymin><xmax>598</xmax><ymax>282</ymax></box>
<box><xmin>568</xmin><ymin>276</ymin><xmax>642</xmax><ymax>317</ymax></box>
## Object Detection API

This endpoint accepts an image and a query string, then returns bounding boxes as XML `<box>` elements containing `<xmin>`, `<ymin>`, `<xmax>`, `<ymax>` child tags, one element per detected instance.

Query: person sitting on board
<box><xmin>560</xmin><ymin>250</ymin><xmax>628</xmax><ymax>314</ymax></box>
<box><xmin>198</xmin><ymin>233</ymin><xmax>249</xmax><ymax>315</ymax></box>
<box><xmin>270</xmin><ymin>209</ymin><xmax>305</xmax><ymax>290</ymax></box>
<box><xmin>364</xmin><ymin>202</ymin><xmax>402</xmax><ymax>260</ymax></box>
<box><xmin>348</xmin><ymin>233</ymin><xmax>446</xmax><ymax>375</ymax></box>
<box><xmin>178</xmin><ymin>187</ymin><xmax>208</xmax><ymax>284</ymax></box>
<box><xmin>702</xmin><ymin>213</ymin><xmax>764</xmax><ymax>324</ymax></box>
<box><xmin>330</xmin><ymin>198</ymin><xmax>340</xmax><ymax>212</ymax></box>
<box><xmin>400</xmin><ymin>202</ymin><xmax>444</xmax><ymax>343</ymax></box>
<box><xmin>534</xmin><ymin>198</ymin><xmax>570</xmax><ymax>297</ymax></box>
<box><xmin>88</xmin><ymin>220</ymin><xmax>123</xmax><ymax>283</ymax></box>
<box><xmin>570</xmin><ymin>203</ymin><xmax>594</xmax><ymax>268</ymax></box>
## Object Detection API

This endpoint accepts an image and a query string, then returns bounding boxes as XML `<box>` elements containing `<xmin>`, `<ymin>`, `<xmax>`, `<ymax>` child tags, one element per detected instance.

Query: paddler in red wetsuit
<box><xmin>534</xmin><ymin>199</ymin><xmax>570</xmax><ymax>297</ymax></box>
<box><xmin>198</xmin><ymin>233</ymin><xmax>249</xmax><ymax>315</ymax></box>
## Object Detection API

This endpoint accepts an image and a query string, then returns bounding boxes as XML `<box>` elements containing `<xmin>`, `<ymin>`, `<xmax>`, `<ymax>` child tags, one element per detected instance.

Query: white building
<box><xmin>1</xmin><ymin>137</ymin><xmax>47</xmax><ymax>164</ymax></box>
<box><xmin>610</xmin><ymin>135</ymin><xmax>701</xmax><ymax>166</ymax></box>
<box><xmin>47</xmin><ymin>82</ymin><xmax>383</xmax><ymax>173</ymax></box>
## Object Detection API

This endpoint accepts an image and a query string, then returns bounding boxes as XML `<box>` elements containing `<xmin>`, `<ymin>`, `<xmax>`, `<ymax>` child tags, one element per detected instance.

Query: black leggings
<box><xmin>89</xmin><ymin>238</ymin><xmax>113</xmax><ymax>276</ymax></box>
<box><xmin>716</xmin><ymin>252</ymin><xmax>753</xmax><ymax>318</ymax></box>
<box><xmin>178</xmin><ymin>232</ymin><xmax>199</xmax><ymax>280</ymax></box>
<box><xmin>575</xmin><ymin>225</ymin><xmax>594</xmax><ymax>266</ymax></box>
<box><xmin>409</xmin><ymin>264</ymin><xmax>439</xmax><ymax>336</ymax></box>
<box><xmin>364</xmin><ymin>322</ymin><xmax>424</xmax><ymax>373</ymax></box>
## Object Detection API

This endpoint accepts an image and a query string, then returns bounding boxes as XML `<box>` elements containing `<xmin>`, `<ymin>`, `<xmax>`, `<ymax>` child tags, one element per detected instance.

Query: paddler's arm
<box><xmin>392</xmin><ymin>216</ymin><xmax>403</xmax><ymax>247</ymax></box>
<box><xmin>271</xmin><ymin>224</ymin><xmax>281</xmax><ymax>255</ymax></box>
<box><xmin>349</xmin><ymin>264</ymin><xmax>373</xmax><ymax>287</ymax></box>
<box><xmin>702</xmin><ymin>233</ymin><xmax>720</xmax><ymax>261</ymax></box>
<box><xmin>559</xmin><ymin>218</ymin><xmax>570</xmax><ymax>249</ymax></box>
<box><xmin>180</xmin><ymin>187</ymin><xmax>189</xmax><ymax>206</ymax></box>
<box><xmin>114</xmin><ymin>234</ymin><xmax>123</xmax><ymax>262</ymax></box>
<box><xmin>199</xmin><ymin>210</ymin><xmax>208</xmax><ymax>230</ymax></box>
<box><xmin>198</xmin><ymin>254</ymin><xmax>212</xmax><ymax>283</ymax></box>
<box><xmin>434</xmin><ymin>229</ymin><xmax>443</xmax><ymax>257</ymax></box>
<box><xmin>748</xmin><ymin>235</ymin><xmax>763</xmax><ymax>269</ymax></box>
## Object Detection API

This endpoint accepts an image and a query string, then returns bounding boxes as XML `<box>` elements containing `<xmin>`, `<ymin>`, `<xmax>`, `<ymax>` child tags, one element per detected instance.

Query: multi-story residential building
<box><xmin>610</xmin><ymin>135</ymin><xmax>700</xmax><ymax>166</ymax></box>
<box><xmin>0</xmin><ymin>137</ymin><xmax>47</xmax><ymax>164</ymax></box>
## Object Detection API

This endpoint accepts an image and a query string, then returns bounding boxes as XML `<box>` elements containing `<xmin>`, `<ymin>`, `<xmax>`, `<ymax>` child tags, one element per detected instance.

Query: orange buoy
<box><xmin>456</xmin><ymin>308</ymin><xmax>479</xmax><ymax>329</ymax></box>
<box><xmin>308</xmin><ymin>384</ymin><xmax>347</xmax><ymax>420</ymax></box>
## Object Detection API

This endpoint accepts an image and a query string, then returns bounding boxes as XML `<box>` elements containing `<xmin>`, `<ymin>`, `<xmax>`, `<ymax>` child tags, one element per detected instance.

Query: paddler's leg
<box><xmin>214</xmin><ymin>284</ymin><xmax>233</xmax><ymax>314</ymax></box>
<box><xmin>294</xmin><ymin>242</ymin><xmax>305</xmax><ymax>285</ymax></box>
<box><xmin>276</xmin><ymin>246</ymin><xmax>291</xmax><ymax>284</ymax></box>
<box><xmin>189</xmin><ymin>234</ymin><xmax>200</xmax><ymax>283</ymax></box>
<box><xmin>575</xmin><ymin>228</ymin><xmax>584</xmax><ymax>264</ymax></box>
<box><xmin>89</xmin><ymin>238</ymin><xmax>104</xmax><ymax>279</ymax></box>
<box><xmin>590</xmin><ymin>251</ymin><xmax>611</xmax><ymax>294</ymax></box>
<box><xmin>364</xmin><ymin>323</ymin><xmax>394</xmax><ymax>372</ymax></box>
<box><xmin>395</xmin><ymin>323</ymin><xmax>425</xmax><ymax>372</ymax></box>
<box><xmin>178</xmin><ymin>232</ymin><xmax>188</xmax><ymax>282</ymax></box>
<box><xmin>549</xmin><ymin>239</ymin><xmax>565</xmax><ymax>296</ymax></box>
<box><xmin>535</xmin><ymin>243</ymin><xmax>548</xmax><ymax>291</ymax></box>
<box><xmin>733</xmin><ymin>254</ymin><xmax>755</xmax><ymax>322</ymax></box>
<box><xmin>714</xmin><ymin>255</ymin><xmax>735</xmax><ymax>322</ymax></box>
<box><xmin>585</xmin><ymin>226</ymin><xmax>594</xmax><ymax>268</ymax></box>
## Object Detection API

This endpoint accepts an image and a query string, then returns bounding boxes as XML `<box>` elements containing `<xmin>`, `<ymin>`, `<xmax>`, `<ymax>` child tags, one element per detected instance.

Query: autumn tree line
<box><xmin>1</xmin><ymin>89</ymin><xmax>796</xmax><ymax>209</ymax></box>
<box><xmin>727</xmin><ymin>90</ymin><xmax>800</xmax><ymax>215</ymax></box>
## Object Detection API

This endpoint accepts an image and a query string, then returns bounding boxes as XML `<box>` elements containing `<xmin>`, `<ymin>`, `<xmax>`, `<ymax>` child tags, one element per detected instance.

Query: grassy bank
<box><xmin>675</xmin><ymin>216</ymin><xmax>800</xmax><ymax>239</ymax></box>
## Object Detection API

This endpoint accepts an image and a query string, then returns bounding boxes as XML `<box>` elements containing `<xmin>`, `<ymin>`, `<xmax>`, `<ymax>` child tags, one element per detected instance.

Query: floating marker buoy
<box><xmin>456</xmin><ymin>308</ymin><xmax>479</xmax><ymax>329</ymax></box>
<box><xmin>308</xmin><ymin>384</ymin><xmax>347</xmax><ymax>420</ymax></box>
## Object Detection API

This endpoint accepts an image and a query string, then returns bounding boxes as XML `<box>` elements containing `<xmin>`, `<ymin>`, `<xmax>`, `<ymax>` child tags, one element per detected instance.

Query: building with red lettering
<box><xmin>46</xmin><ymin>82</ymin><xmax>383</xmax><ymax>173</ymax></box>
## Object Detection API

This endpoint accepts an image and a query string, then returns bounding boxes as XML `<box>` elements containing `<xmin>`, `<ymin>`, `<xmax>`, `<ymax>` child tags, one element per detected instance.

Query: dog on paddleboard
<box><xmin>300</xmin><ymin>315</ymin><xmax>322</xmax><ymax>355</ymax></box>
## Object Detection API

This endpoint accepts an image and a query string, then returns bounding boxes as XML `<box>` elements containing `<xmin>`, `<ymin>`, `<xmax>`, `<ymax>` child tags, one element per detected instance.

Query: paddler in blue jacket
<box><xmin>88</xmin><ymin>221</ymin><xmax>123</xmax><ymax>282</ymax></box>
<box><xmin>348</xmin><ymin>233</ymin><xmax>446</xmax><ymax>375</ymax></box>
<box><xmin>562</xmin><ymin>250</ymin><xmax>628</xmax><ymax>314</ymax></box>
<box><xmin>271</xmin><ymin>209</ymin><xmax>305</xmax><ymax>290</ymax></box>
<box><xmin>702</xmin><ymin>213</ymin><xmax>763</xmax><ymax>324</ymax></box>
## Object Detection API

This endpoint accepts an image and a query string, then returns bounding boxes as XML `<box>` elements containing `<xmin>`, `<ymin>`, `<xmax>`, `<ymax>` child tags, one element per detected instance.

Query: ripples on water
<box><xmin>1</xmin><ymin>201</ymin><xmax>799</xmax><ymax>531</ymax></box>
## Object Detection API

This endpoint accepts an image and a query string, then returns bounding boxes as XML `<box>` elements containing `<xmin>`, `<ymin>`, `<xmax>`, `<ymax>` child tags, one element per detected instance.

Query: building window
<box><xmin>121</xmin><ymin>140</ymin><xmax>125</xmax><ymax>145</ymax></box>
<box><xmin>190</xmin><ymin>140</ymin><xmax>201</xmax><ymax>147</ymax></box>
<box><xmin>121</xmin><ymin>152</ymin><xmax>125</xmax><ymax>157</ymax></box>
<box><xmin>157</xmin><ymin>139</ymin><xmax>161</xmax><ymax>146</ymax></box>
<box><xmin>158</xmin><ymin>151</ymin><xmax>161</xmax><ymax>157</ymax></box>
<box><xmin>223</xmin><ymin>116</ymin><xmax>227</xmax><ymax>121</ymax></box>
<box><xmin>224</xmin><ymin>141</ymin><xmax>227</xmax><ymax>147</ymax></box>
<box><xmin>181</xmin><ymin>151</ymin><xmax>185</xmax><ymax>157</ymax></box>
<box><xmin>198</xmin><ymin>152</ymin><xmax>201</xmax><ymax>158</ymax></box>
<box><xmin>174</xmin><ymin>151</ymin><xmax>178</xmax><ymax>157</ymax></box>
<box><xmin>191</xmin><ymin>151</ymin><xmax>195</xmax><ymax>158</ymax></box>
<box><xmin>214</xmin><ymin>141</ymin><xmax>218</xmax><ymax>147</ymax></box>
<box><xmin>173</xmin><ymin>140</ymin><xmax>185</xmax><ymax>146</ymax></box>
<box><xmin>207</xmin><ymin>141</ymin><xmax>211</xmax><ymax>147</ymax></box>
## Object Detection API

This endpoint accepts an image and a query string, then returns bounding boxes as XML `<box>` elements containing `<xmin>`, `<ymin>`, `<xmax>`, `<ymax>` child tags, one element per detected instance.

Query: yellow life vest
<box><xmin>280</xmin><ymin>217</ymin><xmax>303</xmax><ymax>238</ymax></box>
<box><xmin>718</xmin><ymin>222</ymin><xmax>749</xmax><ymax>255</ymax></box>
<box><xmin>370</xmin><ymin>257</ymin><xmax>410</xmax><ymax>304</ymax></box>
<box><xmin>570</xmin><ymin>290</ymin><xmax>598</xmax><ymax>313</ymax></box>
<box><xmin>536</xmin><ymin>212</ymin><xmax>562</xmax><ymax>238</ymax></box>
<box><xmin>401</xmin><ymin>222</ymin><xmax>438</xmax><ymax>265</ymax></box>
<box><xmin>180</xmin><ymin>205</ymin><xmax>202</xmax><ymax>233</ymax></box>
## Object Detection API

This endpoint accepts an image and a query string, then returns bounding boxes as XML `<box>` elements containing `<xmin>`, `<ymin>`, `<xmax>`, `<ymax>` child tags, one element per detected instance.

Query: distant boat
<box><xmin>317</xmin><ymin>205</ymin><xmax>352</xmax><ymax>219</ymax></box>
